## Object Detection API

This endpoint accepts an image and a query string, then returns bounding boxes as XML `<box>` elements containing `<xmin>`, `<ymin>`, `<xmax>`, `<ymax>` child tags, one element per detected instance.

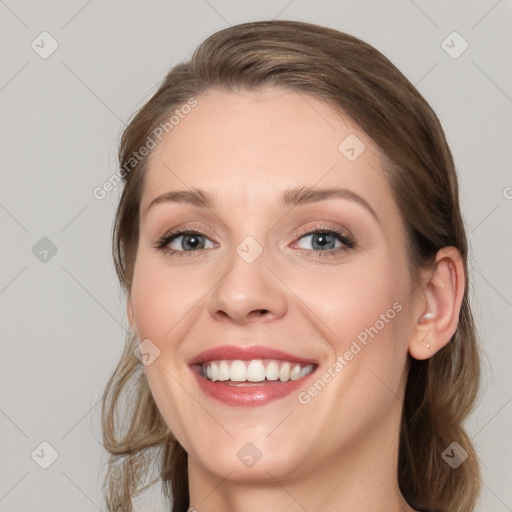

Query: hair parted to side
<box><xmin>101</xmin><ymin>20</ymin><xmax>481</xmax><ymax>512</ymax></box>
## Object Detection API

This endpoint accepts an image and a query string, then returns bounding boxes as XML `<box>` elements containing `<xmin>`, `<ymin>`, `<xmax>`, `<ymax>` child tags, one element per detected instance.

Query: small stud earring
<box><xmin>426</xmin><ymin>343</ymin><xmax>430</xmax><ymax>350</ymax></box>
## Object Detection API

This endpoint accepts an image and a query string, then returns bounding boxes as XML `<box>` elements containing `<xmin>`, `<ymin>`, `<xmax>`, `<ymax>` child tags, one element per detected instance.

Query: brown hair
<box><xmin>101</xmin><ymin>20</ymin><xmax>480</xmax><ymax>512</ymax></box>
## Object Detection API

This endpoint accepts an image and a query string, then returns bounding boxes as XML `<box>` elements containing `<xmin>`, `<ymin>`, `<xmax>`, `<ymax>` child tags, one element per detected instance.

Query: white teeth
<box><xmin>247</xmin><ymin>360</ymin><xmax>266</xmax><ymax>382</ymax></box>
<box><xmin>201</xmin><ymin>359</ymin><xmax>314</xmax><ymax>383</ymax></box>
<box><xmin>218</xmin><ymin>360</ymin><xmax>230</xmax><ymax>381</ymax></box>
<box><xmin>299</xmin><ymin>365</ymin><xmax>311</xmax><ymax>378</ymax></box>
<box><xmin>210</xmin><ymin>362</ymin><xmax>219</xmax><ymax>382</ymax></box>
<box><xmin>290</xmin><ymin>364</ymin><xmax>302</xmax><ymax>381</ymax></box>
<box><xmin>230</xmin><ymin>360</ymin><xmax>247</xmax><ymax>381</ymax></box>
<box><xmin>279</xmin><ymin>362</ymin><xmax>291</xmax><ymax>382</ymax></box>
<box><xmin>265</xmin><ymin>360</ymin><xmax>280</xmax><ymax>380</ymax></box>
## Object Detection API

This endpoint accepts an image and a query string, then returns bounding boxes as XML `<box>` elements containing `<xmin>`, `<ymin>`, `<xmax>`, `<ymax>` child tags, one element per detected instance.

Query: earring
<box><xmin>426</xmin><ymin>343</ymin><xmax>430</xmax><ymax>350</ymax></box>
<box><xmin>421</xmin><ymin>312</ymin><xmax>434</xmax><ymax>321</ymax></box>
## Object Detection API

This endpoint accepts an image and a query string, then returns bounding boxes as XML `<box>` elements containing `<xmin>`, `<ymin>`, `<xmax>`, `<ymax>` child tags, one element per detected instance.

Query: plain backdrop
<box><xmin>1</xmin><ymin>1</ymin><xmax>511</xmax><ymax>511</ymax></box>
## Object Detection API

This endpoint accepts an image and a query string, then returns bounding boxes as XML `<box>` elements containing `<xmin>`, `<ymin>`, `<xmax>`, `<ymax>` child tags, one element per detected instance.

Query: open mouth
<box><xmin>188</xmin><ymin>345</ymin><xmax>319</xmax><ymax>406</ymax></box>
<box><xmin>194</xmin><ymin>359</ymin><xmax>316</xmax><ymax>385</ymax></box>
<box><xmin>190</xmin><ymin>359</ymin><xmax>318</xmax><ymax>406</ymax></box>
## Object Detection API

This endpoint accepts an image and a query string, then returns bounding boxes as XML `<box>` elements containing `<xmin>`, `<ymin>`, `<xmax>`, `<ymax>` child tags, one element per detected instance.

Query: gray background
<box><xmin>1</xmin><ymin>0</ymin><xmax>511</xmax><ymax>511</ymax></box>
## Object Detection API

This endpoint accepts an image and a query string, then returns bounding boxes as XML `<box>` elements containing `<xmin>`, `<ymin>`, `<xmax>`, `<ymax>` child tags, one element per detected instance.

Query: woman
<box><xmin>101</xmin><ymin>20</ymin><xmax>481</xmax><ymax>512</ymax></box>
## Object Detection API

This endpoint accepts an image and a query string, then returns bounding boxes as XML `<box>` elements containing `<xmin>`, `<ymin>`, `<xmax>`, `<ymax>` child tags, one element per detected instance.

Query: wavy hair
<box><xmin>101</xmin><ymin>20</ymin><xmax>481</xmax><ymax>512</ymax></box>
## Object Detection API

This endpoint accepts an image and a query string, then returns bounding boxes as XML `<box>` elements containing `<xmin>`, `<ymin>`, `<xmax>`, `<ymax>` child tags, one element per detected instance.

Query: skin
<box><xmin>127</xmin><ymin>87</ymin><xmax>465</xmax><ymax>512</ymax></box>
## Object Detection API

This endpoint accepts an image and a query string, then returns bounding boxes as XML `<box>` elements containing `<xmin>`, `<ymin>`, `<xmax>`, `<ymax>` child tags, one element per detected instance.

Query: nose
<box><xmin>207</xmin><ymin>242</ymin><xmax>288</xmax><ymax>326</ymax></box>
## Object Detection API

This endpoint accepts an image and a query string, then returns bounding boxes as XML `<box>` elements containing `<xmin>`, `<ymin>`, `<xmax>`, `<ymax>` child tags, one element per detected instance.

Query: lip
<box><xmin>188</xmin><ymin>344</ymin><xmax>318</xmax><ymax>407</ymax></box>
<box><xmin>188</xmin><ymin>344</ymin><xmax>318</xmax><ymax>365</ymax></box>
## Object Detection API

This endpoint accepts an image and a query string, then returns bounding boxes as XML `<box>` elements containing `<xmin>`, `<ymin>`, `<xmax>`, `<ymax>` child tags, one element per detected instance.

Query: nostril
<box><xmin>246</xmin><ymin>309</ymin><xmax>270</xmax><ymax>318</ymax></box>
<box><xmin>214</xmin><ymin>308</ymin><xmax>272</xmax><ymax>322</ymax></box>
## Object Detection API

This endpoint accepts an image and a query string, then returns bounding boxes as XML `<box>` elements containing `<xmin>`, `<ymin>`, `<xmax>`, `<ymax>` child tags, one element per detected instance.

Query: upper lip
<box><xmin>188</xmin><ymin>344</ymin><xmax>318</xmax><ymax>366</ymax></box>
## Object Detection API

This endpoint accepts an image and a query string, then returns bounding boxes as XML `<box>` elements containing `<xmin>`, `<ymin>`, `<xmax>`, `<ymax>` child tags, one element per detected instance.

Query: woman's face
<box><xmin>128</xmin><ymin>87</ymin><xmax>420</xmax><ymax>483</ymax></box>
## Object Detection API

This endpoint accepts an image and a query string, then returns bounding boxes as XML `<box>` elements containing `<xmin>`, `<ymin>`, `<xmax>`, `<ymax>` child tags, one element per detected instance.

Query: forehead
<box><xmin>141</xmin><ymin>87</ymin><xmax>397</xmax><ymax>222</ymax></box>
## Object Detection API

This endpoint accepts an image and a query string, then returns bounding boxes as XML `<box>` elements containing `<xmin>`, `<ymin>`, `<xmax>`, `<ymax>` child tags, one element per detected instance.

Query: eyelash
<box><xmin>154</xmin><ymin>228</ymin><xmax>214</xmax><ymax>258</ymax></box>
<box><xmin>294</xmin><ymin>224</ymin><xmax>355</xmax><ymax>258</ymax></box>
<box><xmin>154</xmin><ymin>224</ymin><xmax>355</xmax><ymax>259</ymax></box>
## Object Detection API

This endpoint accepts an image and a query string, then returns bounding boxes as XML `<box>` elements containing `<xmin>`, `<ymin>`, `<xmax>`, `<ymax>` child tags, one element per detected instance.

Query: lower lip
<box><xmin>191</xmin><ymin>368</ymin><xmax>316</xmax><ymax>407</ymax></box>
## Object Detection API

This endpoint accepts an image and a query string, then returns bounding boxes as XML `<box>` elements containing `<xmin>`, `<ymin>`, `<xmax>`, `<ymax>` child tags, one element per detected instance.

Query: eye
<box><xmin>154</xmin><ymin>224</ymin><xmax>355</xmax><ymax>258</ymax></box>
<box><xmin>292</xmin><ymin>225</ymin><xmax>355</xmax><ymax>257</ymax></box>
<box><xmin>155</xmin><ymin>229</ymin><xmax>216</xmax><ymax>255</ymax></box>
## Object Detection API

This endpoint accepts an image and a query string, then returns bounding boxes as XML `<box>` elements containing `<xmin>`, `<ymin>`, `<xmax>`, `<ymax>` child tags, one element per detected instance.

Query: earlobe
<box><xmin>408</xmin><ymin>246</ymin><xmax>465</xmax><ymax>361</ymax></box>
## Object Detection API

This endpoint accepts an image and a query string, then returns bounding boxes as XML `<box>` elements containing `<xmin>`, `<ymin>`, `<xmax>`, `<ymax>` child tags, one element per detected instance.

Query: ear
<box><xmin>408</xmin><ymin>246</ymin><xmax>465</xmax><ymax>360</ymax></box>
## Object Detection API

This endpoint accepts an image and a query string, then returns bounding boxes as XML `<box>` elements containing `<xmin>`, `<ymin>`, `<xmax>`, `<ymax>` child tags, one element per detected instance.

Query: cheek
<box><xmin>321</xmin><ymin>258</ymin><xmax>412</xmax><ymax>408</ymax></box>
<box><xmin>129</xmin><ymin>255</ymin><xmax>205</xmax><ymax>342</ymax></box>
<box><xmin>291</xmin><ymin>253</ymin><xmax>412</xmax><ymax>404</ymax></box>
<box><xmin>295</xmin><ymin>257</ymin><xmax>409</xmax><ymax>349</ymax></box>
<box><xmin>129</xmin><ymin>257</ymin><xmax>203</xmax><ymax>443</ymax></box>
<box><xmin>292</xmin><ymin>261</ymin><xmax>411</xmax><ymax>428</ymax></box>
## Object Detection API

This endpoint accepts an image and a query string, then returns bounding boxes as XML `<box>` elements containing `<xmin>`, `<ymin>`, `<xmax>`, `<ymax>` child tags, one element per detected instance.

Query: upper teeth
<box><xmin>202</xmin><ymin>359</ymin><xmax>314</xmax><ymax>383</ymax></box>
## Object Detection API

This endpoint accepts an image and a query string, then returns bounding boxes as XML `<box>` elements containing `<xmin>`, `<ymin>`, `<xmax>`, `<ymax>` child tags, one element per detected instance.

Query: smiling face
<box><xmin>127</xmin><ymin>87</ymin><xmax>421</xmax><ymax>489</ymax></box>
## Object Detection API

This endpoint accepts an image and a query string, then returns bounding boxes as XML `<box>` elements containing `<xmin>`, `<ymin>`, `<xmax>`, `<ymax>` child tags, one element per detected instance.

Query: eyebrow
<box><xmin>145</xmin><ymin>186</ymin><xmax>379</xmax><ymax>223</ymax></box>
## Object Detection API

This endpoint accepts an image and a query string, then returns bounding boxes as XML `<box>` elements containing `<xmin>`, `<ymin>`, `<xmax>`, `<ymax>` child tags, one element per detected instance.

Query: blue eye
<box><xmin>155</xmin><ymin>229</ymin><xmax>216</xmax><ymax>255</ymax></box>
<box><xmin>155</xmin><ymin>225</ymin><xmax>355</xmax><ymax>258</ymax></box>
<box><xmin>292</xmin><ymin>227</ymin><xmax>355</xmax><ymax>258</ymax></box>
<box><xmin>296</xmin><ymin>232</ymin><xmax>343</xmax><ymax>251</ymax></box>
